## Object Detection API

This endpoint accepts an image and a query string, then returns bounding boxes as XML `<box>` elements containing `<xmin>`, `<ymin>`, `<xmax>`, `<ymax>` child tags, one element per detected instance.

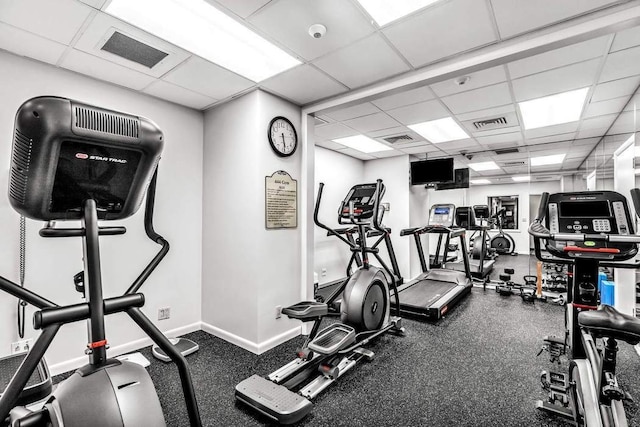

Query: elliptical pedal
<box><xmin>308</xmin><ymin>324</ymin><xmax>356</xmax><ymax>354</ymax></box>
<box><xmin>235</xmin><ymin>375</ymin><xmax>313</xmax><ymax>425</ymax></box>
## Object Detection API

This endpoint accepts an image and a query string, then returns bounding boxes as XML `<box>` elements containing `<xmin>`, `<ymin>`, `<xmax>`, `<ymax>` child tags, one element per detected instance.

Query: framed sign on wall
<box><xmin>265</xmin><ymin>170</ymin><xmax>297</xmax><ymax>229</ymax></box>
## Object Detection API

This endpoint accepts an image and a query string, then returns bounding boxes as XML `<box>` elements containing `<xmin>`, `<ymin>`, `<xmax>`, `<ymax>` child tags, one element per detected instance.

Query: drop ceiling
<box><xmin>0</xmin><ymin>0</ymin><xmax>639</xmax><ymax>178</ymax></box>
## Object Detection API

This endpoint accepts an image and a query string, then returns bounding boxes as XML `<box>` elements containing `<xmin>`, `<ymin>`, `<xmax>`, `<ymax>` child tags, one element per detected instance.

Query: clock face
<box><xmin>268</xmin><ymin>117</ymin><xmax>297</xmax><ymax>157</ymax></box>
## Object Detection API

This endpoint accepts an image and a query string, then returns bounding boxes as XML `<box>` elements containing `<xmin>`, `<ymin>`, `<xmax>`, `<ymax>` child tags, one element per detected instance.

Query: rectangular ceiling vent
<box><xmin>501</xmin><ymin>161</ymin><xmax>526</xmax><ymax>167</ymax></box>
<box><xmin>494</xmin><ymin>147</ymin><xmax>520</xmax><ymax>155</ymax></box>
<box><xmin>535</xmin><ymin>175</ymin><xmax>555</xmax><ymax>181</ymax></box>
<box><xmin>473</xmin><ymin>116</ymin><xmax>508</xmax><ymax>130</ymax></box>
<box><xmin>383</xmin><ymin>134</ymin><xmax>414</xmax><ymax>144</ymax></box>
<box><xmin>101</xmin><ymin>31</ymin><xmax>169</xmax><ymax>68</ymax></box>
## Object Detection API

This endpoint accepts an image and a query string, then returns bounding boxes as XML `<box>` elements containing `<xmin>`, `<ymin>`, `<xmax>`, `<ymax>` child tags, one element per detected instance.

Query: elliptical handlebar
<box><xmin>371</xmin><ymin>179</ymin><xmax>386</xmax><ymax>234</ymax></box>
<box><xmin>315</xmin><ymin>182</ymin><xmax>358</xmax><ymax>249</ymax></box>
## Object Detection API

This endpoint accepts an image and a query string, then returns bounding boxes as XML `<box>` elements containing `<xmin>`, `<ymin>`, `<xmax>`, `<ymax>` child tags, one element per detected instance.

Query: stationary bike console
<box><xmin>338</xmin><ymin>183</ymin><xmax>384</xmax><ymax>223</ymax></box>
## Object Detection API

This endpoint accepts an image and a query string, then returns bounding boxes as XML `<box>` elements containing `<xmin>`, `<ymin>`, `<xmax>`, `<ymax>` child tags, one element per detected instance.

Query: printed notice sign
<box><xmin>265</xmin><ymin>170</ymin><xmax>297</xmax><ymax>229</ymax></box>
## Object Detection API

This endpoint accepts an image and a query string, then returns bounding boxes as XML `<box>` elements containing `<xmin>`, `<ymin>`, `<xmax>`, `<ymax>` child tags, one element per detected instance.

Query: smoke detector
<box><xmin>455</xmin><ymin>76</ymin><xmax>471</xmax><ymax>86</ymax></box>
<box><xmin>308</xmin><ymin>24</ymin><xmax>327</xmax><ymax>39</ymax></box>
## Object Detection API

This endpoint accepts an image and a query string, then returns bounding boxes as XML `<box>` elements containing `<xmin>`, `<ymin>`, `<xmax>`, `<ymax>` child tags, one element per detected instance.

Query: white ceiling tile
<box><xmin>77</xmin><ymin>0</ymin><xmax>106</xmax><ymax>8</ymax></box>
<box><xmin>370</xmin><ymin>150</ymin><xmax>407</xmax><ymax>159</ymax></box>
<box><xmin>599</xmin><ymin>45</ymin><xmax>640</xmax><ymax>83</ymax></box>
<box><xmin>214</xmin><ymin>0</ymin><xmax>271</xmax><ymax>18</ymax></box>
<box><xmin>323</xmin><ymin>102</ymin><xmax>380</xmax><ymax>121</ymax></box>
<box><xmin>163</xmin><ymin>56</ymin><xmax>254</xmax><ymax>100</ymax></box>
<box><xmin>372</xmin><ymin>86</ymin><xmax>435</xmax><ymax>110</ymax></box>
<box><xmin>441</xmin><ymin>82</ymin><xmax>512</xmax><ymax>114</ymax></box>
<box><xmin>584</xmin><ymin>96</ymin><xmax>629</xmax><ymax>118</ymax></box>
<box><xmin>572</xmin><ymin>137</ymin><xmax>601</xmax><ymax>146</ymax></box>
<box><xmin>607</xmin><ymin>110</ymin><xmax>637</xmax><ymax>135</ymax></box>
<box><xmin>386</xmin><ymin>99</ymin><xmax>449</xmax><ymax>124</ymax></box>
<box><xmin>343</xmin><ymin>112</ymin><xmax>401</xmax><ymax>133</ymax></box>
<box><xmin>313</xmin><ymin>34</ymin><xmax>410</xmax><ymax>89</ymax></box>
<box><xmin>382</xmin><ymin>0</ymin><xmax>497</xmax><ymax>67</ymax></box>
<box><xmin>60</xmin><ymin>49</ymin><xmax>156</xmax><ymax>90</ymax></box>
<box><xmin>476</xmin><ymin>132</ymin><xmax>522</xmax><ymax>146</ymax></box>
<box><xmin>315</xmin><ymin>140</ymin><xmax>349</xmax><ymax>151</ymax></box>
<box><xmin>525</xmin><ymin>128</ymin><xmax>577</xmax><ymax>142</ymax></box>
<box><xmin>143</xmin><ymin>80</ymin><xmax>216</xmax><ymax>109</ymax></box>
<box><xmin>430</xmin><ymin>66</ymin><xmax>507</xmax><ymax>98</ymax></box>
<box><xmin>591</xmin><ymin>75</ymin><xmax>640</xmax><ymax>102</ymax></box>
<box><xmin>512</xmin><ymin>59</ymin><xmax>600</xmax><ymax>102</ymax></box>
<box><xmin>437</xmin><ymin>139</ymin><xmax>481</xmax><ymax>151</ymax></box>
<box><xmin>491</xmin><ymin>0</ymin><xmax>621</xmax><ymax>39</ymax></box>
<box><xmin>0</xmin><ymin>22</ymin><xmax>67</xmax><ymax>65</ymax></box>
<box><xmin>576</xmin><ymin>127</ymin><xmax>608</xmax><ymax>139</ymax></box>
<box><xmin>610</xmin><ymin>25</ymin><xmax>640</xmax><ymax>53</ymax></box>
<box><xmin>261</xmin><ymin>64</ymin><xmax>346</xmax><ymax>105</ymax></box>
<box><xmin>74</xmin><ymin>12</ymin><xmax>191</xmax><ymax>78</ymax></box>
<box><xmin>335</xmin><ymin>148</ymin><xmax>376</xmax><ymax>160</ymax></box>
<box><xmin>400</xmin><ymin>144</ymin><xmax>441</xmax><ymax>155</ymax></box>
<box><xmin>579</xmin><ymin>113</ymin><xmax>617</xmax><ymax>130</ymax></box>
<box><xmin>0</xmin><ymin>0</ymin><xmax>92</xmax><ymax>44</ymax></box>
<box><xmin>455</xmin><ymin>104</ymin><xmax>515</xmax><ymax>122</ymax></box>
<box><xmin>507</xmin><ymin>36</ymin><xmax>609</xmax><ymax>79</ymax></box>
<box><xmin>623</xmin><ymin>93</ymin><xmax>640</xmax><ymax>111</ymax></box>
<box><xmin>314</xmin><ymin>123</ymin><xmax>359</xmax><ymax>140</ymax></box>
<box><xmin>248</xmin><ymin>0</ymin><xmax>374</xmax><ymax>61</ymax></box>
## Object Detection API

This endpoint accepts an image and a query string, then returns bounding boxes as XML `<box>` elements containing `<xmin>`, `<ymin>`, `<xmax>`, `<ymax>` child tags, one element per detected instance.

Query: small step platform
<box><xmin>235</xmin><ymin>374</ymin><xmax>312</xmax><ymax>425</ymax></box>
<box><xmin>282</xmin><ymin>301</ymin><xmax>328</xmax><ymax>320</ymax></box>
<box><xmin>308</xmin><ymin>323</ymin><xmax>356</xmax><ymax>355</ymax></box>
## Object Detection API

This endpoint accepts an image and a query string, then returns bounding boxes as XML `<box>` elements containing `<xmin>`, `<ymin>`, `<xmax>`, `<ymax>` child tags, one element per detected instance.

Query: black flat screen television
<box><xmin>435</xmin><ymin>168</ymin><xmax>470</xmax><ymax>190</ymax></box>
<box><xmin>410</xmin><ymin>158</ymin><xmax>454</xmax><ymax>185</ymax></box>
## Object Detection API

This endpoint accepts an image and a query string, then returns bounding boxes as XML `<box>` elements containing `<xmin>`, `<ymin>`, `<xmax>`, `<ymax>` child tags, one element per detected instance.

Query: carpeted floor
<box><xmin>51</xmin><ymin>254</ymin><xmax>640</xmax><ymax>426</ymax></box>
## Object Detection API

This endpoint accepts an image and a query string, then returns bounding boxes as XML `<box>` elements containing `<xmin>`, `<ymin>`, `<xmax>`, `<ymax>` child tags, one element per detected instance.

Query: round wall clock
<box><xmin>268</xmin><ymin>116</ymin><xmax>298</xmax><ymax>157</ymax></box>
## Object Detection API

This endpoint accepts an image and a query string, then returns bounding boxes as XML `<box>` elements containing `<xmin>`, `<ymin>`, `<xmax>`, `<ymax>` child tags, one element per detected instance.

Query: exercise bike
<box><xmin>0</xmin><ymin>97</ymin><xmax>201</xmax><ymax>426</ymax></box>
<box><xmin>530</xmin><ymin>189</ymin><xmax>640</xmax><ymax>426</ymax></box>
<box><xmin>235</xmin><ymin>180</ymin><xmax>404</xmax><ymax>425</ymax></box>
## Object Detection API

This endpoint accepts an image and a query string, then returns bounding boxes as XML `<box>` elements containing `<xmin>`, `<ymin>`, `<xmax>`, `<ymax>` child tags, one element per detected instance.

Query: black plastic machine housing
<box><xmin>9</xmin><ymin>96</ymin><xmax>163</xmax><ymax>221</ymax></box>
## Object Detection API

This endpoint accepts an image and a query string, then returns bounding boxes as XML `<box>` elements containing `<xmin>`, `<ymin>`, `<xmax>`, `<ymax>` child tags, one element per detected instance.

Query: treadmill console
<box><xmin>455</xmin><ymin>207</ymin><xmax>476</xmax><ymax>229</ymax></box>
<box><xmin>545</xmin><ymin>191</ymin><xmax>636</xmax><ymax>260</ymax></box>
<box><xmin>339</xmin><ymin>183</ymin><xmax>384</xmax><ymax>222</ymax></box>
<box><xmin>429</xmin><ymin>204</ymin><xmax>455</xmax><ymax>227</ymax></box>
<box><xmin>473</xmin><ymin>205</ymin><xmax>490</xmax><ymax>219</ymax></box>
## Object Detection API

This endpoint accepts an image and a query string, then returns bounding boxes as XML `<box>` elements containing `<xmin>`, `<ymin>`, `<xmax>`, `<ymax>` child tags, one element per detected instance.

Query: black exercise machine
<box><xmin>396</xmin><ymin>204</ymin><xmax>473</xmax><ymax>320</ymax></box>
<box><xmin>531</xmin><ymin>190</ymin><xmax>640</xmax><ymax>426</ymax></box>
<box><xmin>235</xmin><ymin>181</ymin><xmax>404</xmax><ymax>425</ymax></box>
<box><xmin>0</xmin><ymin>96</ymin><xmax>202</xmax><ymax>426</ymax></box>
<box><xmin>489</xmin><ymin>207</ymin><xmax>516</xmax><ymax>255</ymax></box>
<box><xmin>449</xmin><ymin>206</ymin><xmax>495</xmax><ymax>279</ymax></box>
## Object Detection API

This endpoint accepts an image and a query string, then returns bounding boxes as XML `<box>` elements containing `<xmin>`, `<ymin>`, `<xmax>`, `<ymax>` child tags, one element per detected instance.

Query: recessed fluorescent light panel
<box><xmin>531</xmin><ymin>153</ymin><xmax>566</xmax><ymax>166</ymax></box>
<box><xmin>356</xmin><ymin>0</ymin><xmax>441</xmax><ymax>26</ymax></box>
<box><xmin>519</xmin><ymin>87</ymin><xmax>589</xmax><ymax>130</ymax></box>
<box><xmin>471</xmin><ymin>179</ymin><xmax>491</xmax><ymax>185</ymax></box>
<box><xmin>104</xmin><ymin>0</ymin><xmax>300</xmax><ymax>82</ymax></box>
<box><xmin>468</xmin><ymin>161</ymin><xmax>499</xmax><ymax>171</ymax></box>
<box><xmin>333</xmin><ymin>135</ymin><xmax>394</xmax><ymax>153</ymax></box>
<box><xmin>408</xmin><ymin>117</ymin><xmax>469</xmax><ymax>143</ymax></box>
<box><xmin>512</xmin><ymin>175</ymin><xmax>530</xmax><ymax>182</ymax></box>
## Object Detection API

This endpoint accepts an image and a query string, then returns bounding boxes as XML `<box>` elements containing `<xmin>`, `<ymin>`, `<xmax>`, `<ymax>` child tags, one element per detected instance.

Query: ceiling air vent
<box><xmin>101</xmin><ymin>32</ymin><xmax>168</xmax><ymax>68</ymax></box>
<box><xmin>502</xmin><ymin>161</ymin><xmax>526</xmax><ymax>167</ymax></box>
<box><xmin>473</xmin><ymin>116</ymin><xmax>508</xmax><ymax>130</ymax></box>
<box><xmin>493</xmin><ymin>147</ymin><xmax>519</xmax><ymax>155</ymax></box>
<box><xmin>383</xmin><ymin>134</ymin><xmax>414</xmax><ymax>144</ymax></box>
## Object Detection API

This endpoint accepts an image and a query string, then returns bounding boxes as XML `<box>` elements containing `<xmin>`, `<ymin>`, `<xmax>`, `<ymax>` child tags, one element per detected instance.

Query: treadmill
<box><xmin>449</xmin><ymin>207</ymin><xmax>495</xmax><ymax>279</ymax></box>
<box><xmin>396</xmin><ymin>204</ymin><xmax>473</xmax><ymax>320</ymax></box>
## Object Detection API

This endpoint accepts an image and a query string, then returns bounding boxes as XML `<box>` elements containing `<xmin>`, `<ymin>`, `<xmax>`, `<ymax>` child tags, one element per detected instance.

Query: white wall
<box><xmin>0</xmin><ymin>52</ymin><xmax>203</xmax><ymax>373</ymax></box>
<box><xmin>313</xmin><ymin>146</ymin><xmax>364</xmax><ymax>285</ymax></box>
<box><xmin>201</xmin><ymin>90</ymin><xmax>301</xmax><ymax>352</ymax></box>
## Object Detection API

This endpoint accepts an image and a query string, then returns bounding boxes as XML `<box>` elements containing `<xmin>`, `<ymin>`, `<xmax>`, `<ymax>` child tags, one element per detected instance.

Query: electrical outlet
<box><xmin>158</xmin><ymin>307</ymin><xmax>170</xmax><ymax>320</ymax></box>
<box><xmin>10</xmin><ymin>339</ymin><xmax>33</xmax><ymax>355</ymax></box>
<box><xmin>321</xmin><ymin>268</ymin><xmax>327</xmax><ymax>277</ymax></box>
<box><xmin>275</xmin><ymin>305</ymin><xmax>282</xmax><ymax>319</ymax></box>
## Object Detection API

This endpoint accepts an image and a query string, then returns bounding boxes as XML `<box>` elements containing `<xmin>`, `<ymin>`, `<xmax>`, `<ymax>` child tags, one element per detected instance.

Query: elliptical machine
<box><xmin>0</xmin><ymin>97</ymin><xmax>201</xmax><ymax>426</ymax></box>
<box><xmin>489</xmin><ymin>208</ymin><xmax>516</xmax><ymax>255</ymax></box>
<box><xmin>530</xmin><ymin>190</ymin><xmax>640</xmax><ymax>426</ymax></box>
<box><xmin>235</xmin><ymin>180</ymin><xmax>404</xmax><ymax>425</ymax></box>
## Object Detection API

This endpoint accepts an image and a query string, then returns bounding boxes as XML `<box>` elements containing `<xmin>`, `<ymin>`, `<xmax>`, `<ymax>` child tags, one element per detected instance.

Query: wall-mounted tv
<box><xmin>410</xmin><ymin>158</ymin><xmax>454</xmax><ymax>185</ymax></box>
<box><xmin>435</xmin><ymin>168</ymin><xmax>470</xmax><ymax>190</ymax></box>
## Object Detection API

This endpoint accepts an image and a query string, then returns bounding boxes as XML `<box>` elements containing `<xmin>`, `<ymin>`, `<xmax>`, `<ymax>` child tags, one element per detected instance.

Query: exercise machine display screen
<box><xmin>429</xmin><ymin>204</ymin><xmax>455</xmax><ymax>227</ymax></box>
<box><xmin>339</xmin><ymin>183</ymin><xmax>383</xmax><ymax>221</ymax></box>
<box><xmin>559</xmin><ymin>201</ymin><xmax>610</xmax><ymax>218</ymax></box>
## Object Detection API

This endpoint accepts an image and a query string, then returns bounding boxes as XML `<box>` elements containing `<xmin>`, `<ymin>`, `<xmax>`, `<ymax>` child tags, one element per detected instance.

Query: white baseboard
<box><xmin>201</xmin><ymin>322</ymin><xmax>301</xmax><ymax>355</ymax></box>
<box><xmin>48</xmin><ymin>322</ymin><xmax>201</xmax><ymax>376</ymax></box>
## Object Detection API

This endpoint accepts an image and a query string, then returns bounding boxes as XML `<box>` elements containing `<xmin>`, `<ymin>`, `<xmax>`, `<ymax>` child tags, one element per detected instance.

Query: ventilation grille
<box><xmin>75</xmin><ymin>107</ymin><xmax>139</xmax><ymax>138</ymax></box>
<box><xmin>10</xmin><ymin>129</ymin><xmax>33</xmax><ymax>204</ymax></box>
<box><xmin>502</xmin><ymin>161</ymin><xmax>526</xmax><ymax>167</ymax></box>
<box><xmin>494</xmin><ymin>147</ymin><xmax>519</xmax><ymax>155</ymax></box>
<box><xmin>473</xmin><ymin>116</ymin><xmax>508</xmax><ymax>130</ymax></box>
<box><xmin>383</xmin><ymin>134</ymin><xmax>414</xmax><ymax>144</ymax></box>
<box><xmin>101</xmin><ymin>31</ymin><xmax>168</xmax><ymax>68</ymax></box>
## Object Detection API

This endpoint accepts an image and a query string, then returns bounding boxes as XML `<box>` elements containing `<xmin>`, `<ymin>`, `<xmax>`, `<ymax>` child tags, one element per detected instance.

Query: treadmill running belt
<box><xmin>399</xmin><ymin>280</ymin><xmax>457</xmax><ymax>308</ymax></box>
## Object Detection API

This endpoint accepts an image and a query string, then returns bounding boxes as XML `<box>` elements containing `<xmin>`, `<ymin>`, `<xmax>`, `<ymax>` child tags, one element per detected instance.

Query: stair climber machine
<box><xmin>0</xmin><ymin>97</ymin><xmax>202</xmax><ymax>427</ymax></box>
<box><xmin>235</xmin><ymin>180</ymin><xmax>404</xmax><ymax>425</ymax></box>
<box><xmin>530</xmin><ymin>190</ymin><xmax>640</xmax><ymax>426</ymax></box>
<box><xmin>397</xmin><ymin>204</ymin><xmax>473</xmax><ymax>320</ymax></box>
